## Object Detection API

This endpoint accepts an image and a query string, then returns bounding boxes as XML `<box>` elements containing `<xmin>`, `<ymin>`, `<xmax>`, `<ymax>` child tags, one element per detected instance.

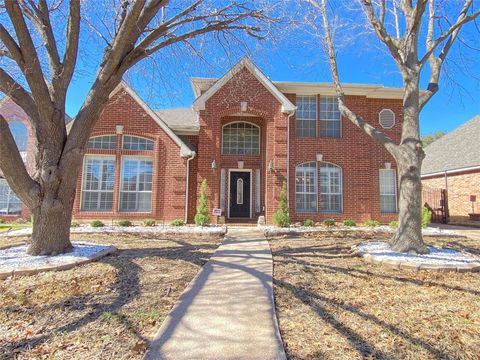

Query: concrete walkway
<box><xmin>144</xmin><ymin>228</ymin><xmax>286</xmax><ymax>360</ymax></box>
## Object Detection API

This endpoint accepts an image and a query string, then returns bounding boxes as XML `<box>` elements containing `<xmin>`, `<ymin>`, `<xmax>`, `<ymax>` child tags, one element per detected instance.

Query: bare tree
<box><xmin>308</xmin><ymin>0</ymin><xmax>480</xmax><ymax>253</ymax></box>
<box><xmin>0</xmin><ymin>0</ymin><xmax>272</xmax><ymax>255</ymax></box>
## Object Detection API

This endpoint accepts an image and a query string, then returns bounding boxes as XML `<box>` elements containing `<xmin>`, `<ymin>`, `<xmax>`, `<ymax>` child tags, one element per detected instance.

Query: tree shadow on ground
<box><xmin>2</xmin><ymin>237</ymin><xmax>219</xmax><ymax>358</ymax></box>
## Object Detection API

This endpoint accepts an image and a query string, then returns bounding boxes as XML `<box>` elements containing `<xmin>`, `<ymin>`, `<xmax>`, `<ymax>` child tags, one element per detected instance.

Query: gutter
<box><xmin>421</xmin><ymin>165</ymin><xmax>480</xmax><ymax>179</ymax></box>
<box><xmin>286</xmin><ymin>110</ymin><xmax>296</xmax><ymax>208</ymax></box>
<box><xmin>184</xmin><ymin>151</ymin><xmax>197</xmax><ymax>223</ymax></box>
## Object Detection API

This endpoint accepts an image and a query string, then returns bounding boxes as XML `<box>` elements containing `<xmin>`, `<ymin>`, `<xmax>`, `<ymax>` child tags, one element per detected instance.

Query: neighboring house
<box><xmin>421</xmin><ymin>115</ymin><xmax>480</xmax><ymax>222</ymax></box>
<box><xmin>0</xmin><ymin>58</ymin><xmax>405</xmax><ymax>224</ymax></box>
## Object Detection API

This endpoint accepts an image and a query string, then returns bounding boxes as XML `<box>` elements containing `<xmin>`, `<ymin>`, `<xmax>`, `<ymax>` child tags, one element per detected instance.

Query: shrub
<box><xmin>303</xmin><ymin>219</ymin><xmax>314</xmax><ymax>227</ymax></box>
<box><xmin>118</xmin><ymin>219</ymin><xmax>132</xmax><ymax>227</ymax></box>
<box><xmin>422</xmin><ymin>207</ymin><xmax>432</xmax><ymax>228</ymax></box>
<box><xmin>389</xmin><ymin>220</ymin><xmax>399</xmax><ymax>228</ymax></box>
<box><xmin>170</xmin><ymin>219</ymin><xmax>185</xmax><ymax>226</ymax></box>
<box><xmin>365</xmin><ymin>219</ymin><xmax>380</xmax><ymax>227</ymax></box>
<box><xmin>0</xmin><ymin>219</ymin><xmax>4</xmax><ymax>224</ymax></box>
<box><xmin>195</xmin><ymin>179</ymin><xmax>211</xmax><ymax>226</ymax></box>
<box><xmin>272</xmin><ymin>182</ymin><xmax>290</xmax><ymax>227</ymax></box>
<box><xmin>144</xmin><ymin>219</ymin><xmax>156</xmax><ymax>227</ymax></box>
<box><xmin>323</xmin><ymin>219</ymin><xmax>336</xmax><ymax>226</ymax></box>
<box><xmin>90</xmin><ymin>220</ymin><xmax>104</xmax><ymax>228</ymax></box>
<box><xmin>343</xmin><ymin>219</ymin><xmax>356</xmax><ymax>227</ymax></box>
<box><xmin>71</xmin><ymin>220</ymin><xmax>80</xmax><ymax>228</ymax></box>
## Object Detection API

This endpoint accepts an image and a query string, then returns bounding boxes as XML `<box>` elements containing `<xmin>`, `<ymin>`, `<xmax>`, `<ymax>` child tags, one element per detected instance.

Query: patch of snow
<box><xmin>0</xmin><ymin>242</ymin><xmax>113</xmax><ymax>273</ymax></box>
<box><xmin>5</xmin><ymin>224</ymin><xmax>227</xmax><ymax>237</ymax></box>
<box><xmin>356</xmin><ymin>241</ymin><xmax>480</xmax><ymax>267</ymax></box>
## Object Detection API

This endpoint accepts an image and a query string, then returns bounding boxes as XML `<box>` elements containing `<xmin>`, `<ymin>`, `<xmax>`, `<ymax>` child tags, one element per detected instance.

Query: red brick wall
<box><xmin>422</xmin><ymin>169</ymin><xmax>480</xmax><ymax>222</ymax></box>
<box><xmin>0</xmin><ymin>98</ymin><xmax>35</xmax><ymax>221</ymax></box>
<box><xmin>72</xmin><ymin>89</ymin><xmax>188</xmax><ymax>223</ymax></box>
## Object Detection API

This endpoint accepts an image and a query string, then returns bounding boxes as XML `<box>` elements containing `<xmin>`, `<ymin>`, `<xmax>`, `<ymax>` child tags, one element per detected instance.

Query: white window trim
<box><xmin>0</xmin><ymin>178</ymin><xmax>22</xmax><ymax>215</ymax></box>
<box><xmin>227</xmin><ymin>169</ymin><xmax>252</xmax><ymax>219</ymax></box>
<box><xmin>319</xmin><ymin>161</ymin><xmax>343</xmax><ymax>214</ymax></box>
<box><xmin>221</xmin><ymin>121</ymin><xmax>261</xmax><ymax>156</ymax></box>
<box><xmin>379</xmin><ymin>108</ymin><xmax>396</xmax><ymax>129</ymax></box>
<box><xmin>87</xmin><ymin>135</ymin><xmax>117</xmax><ymax>150</ymax></box>
<box><xmin>295</xmin><ymin>161</ymin><xmax>318</xmax><ymax>213</ymax></box>
<box><xmin>80</xmin><ymin>155</ymin><xmax>116</xmax><ymax>212</ymax></box>
<box><xmin>118</xmin><ymin>155</ymin><xmax>154</xmax><ymax>213</ymax></box>
<box><xmin>296</xmin><ymin>95</ymin><xmax>318</xmax><ymax>138</ymax></box>
<box><xmin>379</xmin><ymin>168</ymin><xmax>398</xmax><ymax>213</ymax></box>
<box><xmin>122</xmin><ymin>134</ymin><xmax>155</xmax><ymax>151</ymax></box>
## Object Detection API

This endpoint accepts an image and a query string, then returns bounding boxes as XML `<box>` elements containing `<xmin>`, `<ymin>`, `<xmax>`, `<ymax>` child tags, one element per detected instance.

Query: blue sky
<box><xmin>65</xmin><ymin>6</ymin><xmax>480</xmax><ymax>137</ymax></box>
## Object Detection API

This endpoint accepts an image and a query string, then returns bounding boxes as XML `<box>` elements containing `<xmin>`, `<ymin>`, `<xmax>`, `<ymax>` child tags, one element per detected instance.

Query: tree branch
<box><xmin>0</xmin><ymin>114</ymin><xmax>40</xmax><ymax>208</ymax></box>
<box><xmin>61</xmin><ymin>0</ymin><xmax>80</xmax><ymax>89</ymax></box>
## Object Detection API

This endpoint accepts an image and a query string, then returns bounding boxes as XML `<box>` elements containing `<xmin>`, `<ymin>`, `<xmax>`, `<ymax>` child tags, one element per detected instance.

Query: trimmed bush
<box><xmin>144</xmin><ymin>219</ymin><xmax>156</xmax><ymax>227</ymax></box>
<box><xmin>422</xmin><ymin>207</ymin><xmax>432</xmax><ymax>228</ymax></box>
<box><xmin>323</xmin><ymin>219</ymin><xmax>336</xmax><ymax>227</ymax></box>
<box><xmin>365</xmin><ymin>219</ymin><xmax>380</xmax><ymax>227</ymax></box>
<box><xmin>195</xmin><ymin>179</ymin><xmax>211</xmax><ymax>226</ymax></box>
<box><xmin>303</xmin><ymin>219</ymin><xmax>314</xmax><ymax>227</ymax></box>
<box><xmin>0</xmin><ymin>219</ymin><xmax>5</xmax><ymax>224</ymax></box>
<box><xmin>90</xmin><ymin>220</ymin><xmax>104</xmax><ymax>228</ymax></box>
<box><xmin>118</xmin><ymin>219</ymin><xmax>132</xmax><ymax>227</ymax></box>
<box><xmin>389</xmin><ymin>220</ymin><xmax>399</xmax><ymax>228</ymax></box>
<box><xmin>272</xmin><ymin>182</ymin><xmax>290</xmax><ymax>227</ymax></box>
<box><xmin>170</xmin><ymin>219</ymin><xmax>185</xmax><ymax>226</ymax></box>
<box><xmin>343</xmin><ymin>219</ymin><xmax>356</xmax><ymax>227</ymax></box>
<box><xmin>71</xmin><ymin>220</ymin><xmax>80</xmax><ymax>228</ymax></box>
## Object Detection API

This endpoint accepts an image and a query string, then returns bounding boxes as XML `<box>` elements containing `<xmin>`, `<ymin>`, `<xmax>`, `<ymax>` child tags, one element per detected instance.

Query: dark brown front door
<box><xmin>229</xmin><ymin>171</ymin><xmax>250</xmax><ymax>218</ymax></box>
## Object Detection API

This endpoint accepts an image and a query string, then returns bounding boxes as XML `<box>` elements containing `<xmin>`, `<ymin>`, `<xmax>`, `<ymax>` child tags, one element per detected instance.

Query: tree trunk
<box><xmin>389</xmin><ymin>159</ymin><xmax>429</xmax><ymax>254</ymax></box>
<box><xmin>27</xmin><ymin>194</ymin><xmax>74</xmax><ymax>256</ymax></box>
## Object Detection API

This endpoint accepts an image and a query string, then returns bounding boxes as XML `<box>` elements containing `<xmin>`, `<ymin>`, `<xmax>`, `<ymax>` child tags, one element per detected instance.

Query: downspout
<box><xmin>184</xmin><ymin>151</ymin><xmax>196</xmax><ymax>224</ymax></box>
<box><xmin>286</xmin><ymin>110</ymin><xmax>295</xmax><ymax>209</ymax></box>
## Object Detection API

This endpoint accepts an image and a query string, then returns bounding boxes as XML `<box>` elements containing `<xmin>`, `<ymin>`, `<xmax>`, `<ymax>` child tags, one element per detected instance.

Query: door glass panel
<box><xmin>237</xmin><ymin>178</ymin><xmax>244</xmax><ymax>204</ymax></box>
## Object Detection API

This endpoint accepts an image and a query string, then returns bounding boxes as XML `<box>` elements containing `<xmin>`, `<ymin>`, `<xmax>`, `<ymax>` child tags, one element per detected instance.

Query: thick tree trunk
<box><xmin>28</xmin><ymin>199</ymin><xmax>74</xmax><ymax>255</ymax></box>
<box><xmin>389</xmin><ymin>159</ymin><xmax>429</xmax><ymax>254</ymax></box>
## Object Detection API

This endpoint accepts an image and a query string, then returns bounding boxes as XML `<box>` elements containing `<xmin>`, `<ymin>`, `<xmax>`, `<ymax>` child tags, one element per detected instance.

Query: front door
<box><xmin>229</xmin><ymin>171</ymin><xmax>251</xmax><ymax>218</ymax></box>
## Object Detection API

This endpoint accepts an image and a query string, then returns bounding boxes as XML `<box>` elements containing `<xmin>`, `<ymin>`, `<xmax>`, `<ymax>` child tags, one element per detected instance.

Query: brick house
<box><xmin>421</xmin><ymin>115</ymin><xmax>480</xmax><ymax>222</ymax></box>
<box><xmin>1</xmin><ymin>58</ymin><xmax>404</xmax><ymax>224</ymax></box>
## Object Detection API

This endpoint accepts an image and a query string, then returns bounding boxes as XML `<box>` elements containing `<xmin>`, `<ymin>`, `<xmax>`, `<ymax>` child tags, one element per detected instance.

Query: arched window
<box><xmin>320</xmin><ymin>162</ymin><xmax>342</xmax><ymax>213</ymax></box>
<box><xmin>87</xmin><ymin>135</ymin><xmax>117</xmax><ymax>150</ymax></box>
<box><xmin>123</xmin><ymin>135</ymin><xmax>154</xmax><ymax>150</ymax></box>
<box><xmin>222</xmin><ymin>122</ymin><xmax>260</xmax><ymax>155</ymax></box>
<box><xmin>295</xmin><ymin>162</ymin><xmax>317</xmax><ymax>213</ymax></box>
<box><xmin>9</xmin><ymin>122</ymin><xmax>28</xmax><ymax>152</ymax></box>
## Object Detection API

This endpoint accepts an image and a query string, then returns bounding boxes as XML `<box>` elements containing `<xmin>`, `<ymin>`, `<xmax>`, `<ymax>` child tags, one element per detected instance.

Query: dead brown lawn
<box><xmin>0</xmin><ymin>232</ymin><xmax>222</xmax><ymax>360</ymax></box>
<box><xmin>270</xmin><ymin>233</ymin><xmax>480</xmax><ymax>360</ymax></box>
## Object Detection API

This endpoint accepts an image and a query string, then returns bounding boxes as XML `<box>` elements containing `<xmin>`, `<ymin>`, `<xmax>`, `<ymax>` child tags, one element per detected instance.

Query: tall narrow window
<box><xmin>320</xmin><ymin>162</ymin><xmax>342</xmax><ymax>213</ymax></box>
<box><xmin>295</xmin><ymin>162</ymin><xmax>317</xmax><ymax>212</ymax></box>
<box><xmin>255</xmin><ymin>169</ymin><xmax>261</xmax><ymax>213</ymax></box>
<box><xmin>222</xmin><ymin>122</ymin><xmax>260</xmax><ymax>155</ymax></box>
<box><xmin>379</xmin><ymin>169</ymin><xmax>397</xmax><ymax>213</ymax></box>
<box><xmin>220</xmin><ymin>169</ymin><xmax>226</xmax><ymax>212</ymax></box>
<box><xmin>0</xmin><ymin>179</ymin><xmax>22</xmax><ymax>215</ymax></box>
<box><xmin>320</xmin><ymin>96</ymin><xmax>341</xmax><ymax>138</ymax></box>
<box><xmin>81</xmin><ymin>156</ymin><xmax>116</xmax><ymax>211</ymax></box>
<box><xmin>237</xmin><ymin>178</ymin><xmax>244</xmax><ymax>204</ymax></box>
<box><xmin>296</xmin><ymin>95</ymin><xmax>317</xmax><ymax>137</ymax></box>
<box><xmin>119</xmin><ymin>157</ymin><xmax>153</xmax><ymax>212</ymax></box>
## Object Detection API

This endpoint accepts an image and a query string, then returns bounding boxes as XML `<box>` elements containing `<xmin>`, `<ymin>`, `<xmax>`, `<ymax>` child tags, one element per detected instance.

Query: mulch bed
<box><xmin>270</xmin><ymin>234</ymin><xmax>480</xmax><ymax>360</ymax></box>
<box><xmin>0</xmin><ymin>232</ymin><xmax>223</xmax><ymax>359</ymax></box>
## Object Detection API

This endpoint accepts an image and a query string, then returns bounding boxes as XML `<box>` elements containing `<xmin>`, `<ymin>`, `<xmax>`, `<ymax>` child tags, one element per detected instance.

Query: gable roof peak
<box><xmin>192</xmin><ymin>57</ymin><xmax>296</xmax><ymax>113</ymax></box>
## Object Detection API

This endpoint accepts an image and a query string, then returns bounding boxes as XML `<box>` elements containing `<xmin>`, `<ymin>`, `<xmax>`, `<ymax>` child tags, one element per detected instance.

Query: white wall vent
<box><xmin>379</xmin><ymin>109</ymin><xmax>395</xmax><ymax>129</ymax></box>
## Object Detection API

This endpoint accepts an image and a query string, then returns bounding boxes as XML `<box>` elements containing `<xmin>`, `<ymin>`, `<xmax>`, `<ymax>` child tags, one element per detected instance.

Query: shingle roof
<box><xmin>155</xmin><ymin>108</ymin><xmax>199</xmax><ymax>133</ymax></box>
<box><xmin>422</xmin><ymin>115</ymin><xmax>480</xmax><ymax>175</ymax></box>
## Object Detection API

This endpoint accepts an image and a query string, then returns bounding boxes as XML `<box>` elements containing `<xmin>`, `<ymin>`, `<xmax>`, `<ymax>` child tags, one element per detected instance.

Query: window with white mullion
<box><xmin>296</xmin><ymin>95</ymin><xmax>317</xmax><ymax>137</ymax></box>
<box><xmin>119</xmin><ymin>157</ymin><xmax>153</xmax><ymax>212</ymax></box>
<box><xmin>320</xmin><ymin>96</ymin><xmax>341</xmax><ymax>138</ymax></box>
<box><xmin>295</xmin><ymin>162</ymin><xmax>317</xmax><ymax>213</ymax></box>
<box><xmin>0</xmin><ymin>179</ymin><xmax>22</xmax><ymax>215</ymax></box>
<box><xmin>81</xmin><ymin>156</ymin><xmax>115</xmax><ymax>211</ymax></box>
<box><xmin>379</xmin><ymin>169</ymin><xmax>397</xmax><ymax>213</ymax></box>
<box><xmin>320</xmin><ymin>162</ymin><xmax>342</xmax><ymax>213</ymax></box>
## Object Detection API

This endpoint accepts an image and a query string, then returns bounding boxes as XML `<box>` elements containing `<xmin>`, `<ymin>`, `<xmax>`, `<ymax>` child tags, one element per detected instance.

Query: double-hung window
<box><xmin>379</xmin><ymin>169</ymin><xmax>397</xmax><ymax>213</ymax></box>
<box><xmin>81</xmin><ymin>156</ymin><xmax>116</xmax><ymax>211</ymax></box>
<box><xmin>295</xmin><ymin>162</ymin><xmax>317</xmax><ymax>212</ymax></box>
<box><xmin>296</xmin><ymin>95</ymin><xmax>317</xmax><ymax>137</ymax></box>
<box><xmin>320</xmin><ymin>163</ymin><xmax>342</xmax><ymax>213</ymax></box>
<box><xmin>119</xmin><ymin>157</ymin><xmax>153</xmax><ymax>212</ymax></box>
<box><xmin>0</xmin><ymin>179</ymin><xmax>22</xmax><ymax>215</ymax></box>
<box><xmin>320</xmin><ymin>96</ymin><xmax>341</xmax><ymax>138</ymax></box>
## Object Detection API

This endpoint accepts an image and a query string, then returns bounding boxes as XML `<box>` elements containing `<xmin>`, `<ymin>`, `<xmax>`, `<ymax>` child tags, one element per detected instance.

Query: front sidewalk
<box><xmin>144</xmin><ymin>228</ymin><xmax>286</xmax><ymax>360</ymax></box>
